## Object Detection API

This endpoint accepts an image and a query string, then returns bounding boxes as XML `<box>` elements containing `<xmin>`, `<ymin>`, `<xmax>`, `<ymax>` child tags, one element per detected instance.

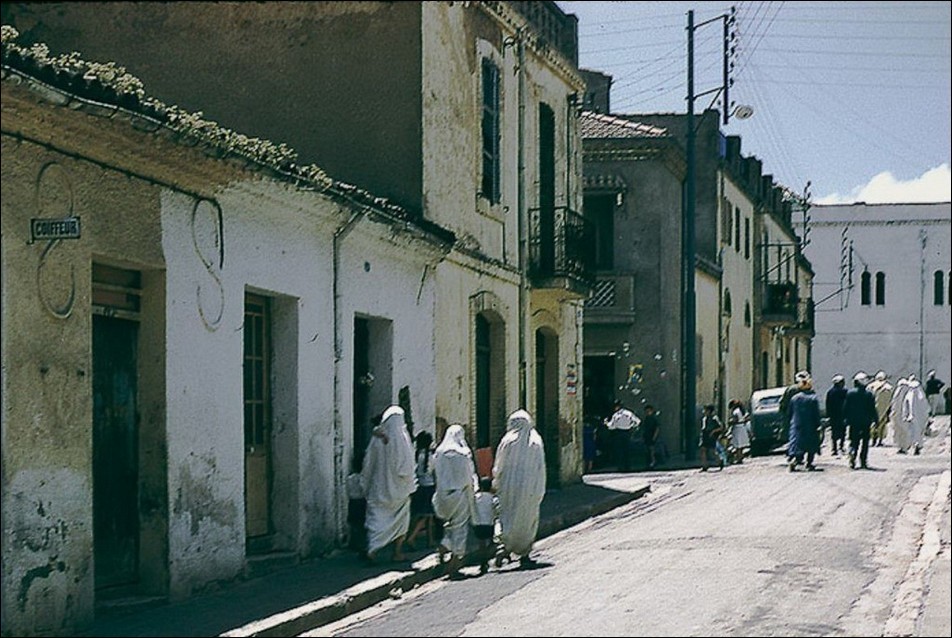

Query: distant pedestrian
<box><xmin>406</xmin><ymin>430</ymin><xmax>436</xmax><ymax>550</ymax></box>
<box><xmin>825</xmin><ymin>375</ymin><xmax>848</xmax><ymax>456</ymax></box>
<box><xmin>900</xmin><ymin>375</ymin><xmax>929</xmax><ymax>455</ymax></box>
<box><xmin>604</xmin><ymin>400</ymin><xmax>639</xmax><ymax>472</ymax></box>
<box><xmin>780</xmin><ymin>370</ymin><xmax>810</xmax><ymax>431</ymax></box>
<box><xmin>844</xmin><ymin>372</ymin><xmax>878</xmax><ymax>470</ymax></box>
<box><xmin>493</xmin><ymin>409</ymin><xmax>546</xmax><ymax>568</ymax></box>
<box><xmin>582</xmin><ymin>417</ymin><xmax>598</xmax><ymax>474</ymax></box>
<box><xmin>472</xmin><ymin>477</ymin><xmax>497</xmax><ymax>574</ymax></box>
<box><xmin>698</xmin><ymin>404</ymin><xmax>724</xmax><ymax>472</ymax></box>
<box><xmin>431</xmin><ymin>424</ymin><xmax>477</xmax><ymax>576</ymax></box>
<box><xmin>360</xmin><ymin>406</ymin><xmax>416</xmax><ymax>562</ymax></box>
<box><xmin>787</xmin><ymin>372</ymin><xmax>822</xmax><ymax>472</ymax></box>
<box><xmin>866</xmin><ymin>371</ymin><xmax>893</xmax><ymax>447</ymax></box>
<box><xmin>641</xmin><ymin>405</ymin><xmax>661</xmax><ymax>469</ymax></box>
<box><xmin>727</xmin><ymin>399</ymin><xmax>750</xmax><ymax>463</ymax></box>
<box><xmin>925</xmin><ymin>370</ymin><xmax>946</xmax><ymax>417</ymax></box>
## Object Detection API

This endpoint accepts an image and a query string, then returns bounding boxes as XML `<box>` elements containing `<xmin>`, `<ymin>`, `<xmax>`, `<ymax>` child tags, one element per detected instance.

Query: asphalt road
<box><xmin>308</xmin><ymin>418</ymin><xmax>951</xmax><ymax>637</ymax></box>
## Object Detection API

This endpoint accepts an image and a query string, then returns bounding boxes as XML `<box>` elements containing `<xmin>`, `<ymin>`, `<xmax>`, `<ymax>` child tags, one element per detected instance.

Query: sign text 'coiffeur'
<box><xmin>31</xmin><ymin>217</ymin><xmax>81</xmax><ymax>242</ymax></box>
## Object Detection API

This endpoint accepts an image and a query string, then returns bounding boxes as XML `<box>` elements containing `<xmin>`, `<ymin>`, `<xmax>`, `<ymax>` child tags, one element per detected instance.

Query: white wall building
<box><xmin>798</xmin><ymin>202</ymin><xmax>951</xmax><ymax>404</ymax></box>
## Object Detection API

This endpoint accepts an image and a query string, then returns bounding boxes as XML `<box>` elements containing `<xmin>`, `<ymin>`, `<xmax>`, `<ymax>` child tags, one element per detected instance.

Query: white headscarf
<box><xmin>432</xmin><ymin>424</ymin><xmax>477</xmax><ymax>557</ymax></box>
<box><xmin>360</xmin><ymin>406</ymin><xmax>416</xmax><ymax>554</ymax></box>
<box><xmin>492</xmin><ymin>410</ymin><xmax>546</xmax><ymax>557</ymax></box>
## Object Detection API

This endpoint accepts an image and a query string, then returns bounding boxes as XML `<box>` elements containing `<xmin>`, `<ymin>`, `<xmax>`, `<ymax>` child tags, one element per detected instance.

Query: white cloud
<box><xmin>815</xmin><ymin>164</ymin><xmax>951</xmax><ymax>205</ymax></box>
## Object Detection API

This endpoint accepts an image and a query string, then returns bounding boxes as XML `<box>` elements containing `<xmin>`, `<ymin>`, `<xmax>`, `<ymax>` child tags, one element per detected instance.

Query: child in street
<box><xmin>472</xmin><ymin>476</ymin><xmax>497</xmax><ymax>574</ymax></box>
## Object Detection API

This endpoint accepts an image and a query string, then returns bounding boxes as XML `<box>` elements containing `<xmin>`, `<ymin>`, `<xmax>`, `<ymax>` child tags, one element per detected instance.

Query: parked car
<box><xmin>748</xmin><ymin>386</ymin><xmax>789</xmax><ymax>455</ymax></box>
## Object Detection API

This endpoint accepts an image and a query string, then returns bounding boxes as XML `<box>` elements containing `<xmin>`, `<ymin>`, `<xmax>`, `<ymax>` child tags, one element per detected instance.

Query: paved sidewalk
<box><xmin>80</xmin><ymin>476</ymin><xmax>650</xmax><ymax>637</ymax></box>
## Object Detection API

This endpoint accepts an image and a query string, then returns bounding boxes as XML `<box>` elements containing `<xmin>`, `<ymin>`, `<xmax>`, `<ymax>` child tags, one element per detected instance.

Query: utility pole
<box><xmin>682</xmin><ymin>8</ymin><xmax>737</xmax><ymax>459</ymax></box>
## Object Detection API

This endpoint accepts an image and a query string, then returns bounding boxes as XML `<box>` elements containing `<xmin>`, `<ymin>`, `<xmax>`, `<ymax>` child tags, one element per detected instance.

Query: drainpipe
<box><xmin>517</xmin><ymin>29</ymin><xmax>528</xmax><ymax>408</ymax></box>
<box><xmin>918</xmin><ymin>229</ymin><xmax>927</xmax><ymax>379</ymax></box>
<box><xmin>332</xmin><ymin>206</ymin><xmax>368</xmax><ymax>542</ymax></box>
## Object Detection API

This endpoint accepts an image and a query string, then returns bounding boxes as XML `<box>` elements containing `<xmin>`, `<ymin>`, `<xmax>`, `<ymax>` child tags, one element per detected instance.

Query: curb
<box><xmin>223</xmin><ymin>484</ymin><xmax>650</xmax><ymax>637</ymax></box>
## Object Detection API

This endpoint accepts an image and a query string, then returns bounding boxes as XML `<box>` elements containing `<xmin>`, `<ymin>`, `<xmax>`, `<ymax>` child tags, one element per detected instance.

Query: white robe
<box><xmin>360</xmin><ymin>406</ymin><xmax>416</xmax><ymax>555</ymax></box>
<box><xmin>493</xmin><ymin>410</ymin><xmax>546</xmax><ymax>558</ymax></box>
<box><xmin>901</xmin><ymin>380</ymin><xmax>929</xmax><ymax>449</ymax></box>
<box><xmin>432</xmin><ymin>425</ymin><xmax>477</xmax><ymax>558</ymax></box>
<box><xmin>890</xmin><ymin>379</ymin><xmax>912</xmax><ymax>451</ymax></box>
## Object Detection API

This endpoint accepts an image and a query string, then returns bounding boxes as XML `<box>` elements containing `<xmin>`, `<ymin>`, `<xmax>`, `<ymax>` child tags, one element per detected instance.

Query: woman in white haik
<box><xmin>360</xmin><ymin>405</ymin><xmax>417</xmax><ymax>562</ymax></box>
<box><xmin>431</xmin><ymin>424</ymin><xmax>478</xmax><ymax>575</ymax></box>
<box><xmin>493</xmin><ymin>409</ymin><xmax>546</xmax><ymax>568</ymax></box>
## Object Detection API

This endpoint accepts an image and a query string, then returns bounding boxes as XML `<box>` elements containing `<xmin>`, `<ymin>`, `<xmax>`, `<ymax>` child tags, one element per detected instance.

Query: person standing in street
<box><xmin>493</xmin><ymin>409</ymin><xmax>546</xmax><ymax>568</ymax></box>
<box><xmin>925</xmin><ymin>370</ymin><xmax>946</xmax><ymax>417</ymax></box>
<box><xmin>604</xmin><ymin>400</ymin><xmax>639</xmax><ymax>472</ymax></box>
<box><xmin>605</xmin><ymin>401</ymin><xmax>641</xmax><ymax>472</ymax></box>
<box><xmin>641</xmin><ymin>404</ymin><xmax>661</xmax><ymax>469</ymax></box>
<box><xmin>698</xmin><ymin>404</ymin><xmax>724</xmax><ymax>472</ymax></box>
<box><xmin>866</xmin><ymin>370</ymin><xmax>893</xmax><ymax>447</ymax></box>
<box><xmin>844</xmin><ymin>372</ymin><xmax>878</xmax><ymax>470</ymax></box>
<box><xmin>787</xmin><ymin>372</ymin><xmax>822</xmax><ymax>472</ymax></box>
<box><xmin>431</xmin><ymin>424</ymin><xmax>478</xmax><ymax>576</ymax></box>
<box><xmin>360</xmin><ymin>405</ymin><xmax>417</xmax><ymax>562</ymax></box>
<box><xmin>901</xmin><ymin>374</ymin><xmax>930</xmax><ymax>455</ymax></box>
<box><xmin>825</xmin><ymin>375</ymin><xmax>848</xmax><ymax>456</ymax></box>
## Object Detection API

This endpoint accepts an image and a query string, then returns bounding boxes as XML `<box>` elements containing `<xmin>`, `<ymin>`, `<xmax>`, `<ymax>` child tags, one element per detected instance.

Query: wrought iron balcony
<box><xmin>760</xmin><ymin>281</ymin><xmax>798</xmax><ymax>326</ymax></box>
<box><xmin>528</xmin><ymin>205</ymin><xmax>595</xmax><ymax>297</ymax></box>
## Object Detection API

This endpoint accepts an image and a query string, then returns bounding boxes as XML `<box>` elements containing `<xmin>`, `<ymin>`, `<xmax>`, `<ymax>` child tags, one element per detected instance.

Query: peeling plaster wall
<box><xmin>160</xmin><ymin>182</ymin><xmax>339</xmax><ymax>598</ymax></box>
<box><xmin>1</xmin><ymin>135</ymin><xmax>164</xmax><ymax>636</ymax></box>
<box><xmin>423</xmin><ymin>3</ymin><xmax>587</xmax><ymax>472</ymax></box>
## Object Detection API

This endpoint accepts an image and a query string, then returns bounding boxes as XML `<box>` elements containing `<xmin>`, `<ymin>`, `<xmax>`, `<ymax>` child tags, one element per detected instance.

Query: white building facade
<box><xmin>799</xmin><ymin>202</ymin><xmax>951</xmax><ymax>402</ymax></box>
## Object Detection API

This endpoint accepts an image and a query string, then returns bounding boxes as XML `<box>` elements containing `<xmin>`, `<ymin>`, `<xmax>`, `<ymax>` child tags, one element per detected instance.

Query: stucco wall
<box><xmin>720</xmin><ymin>175</ymin><xmax>756</xmax><ymax>410</ymax></box>
<box><xmin>1</xmin><ymin>137</ymin><xmax>165</xmax><ymax>635</ymax></box>
<box><xmin>801</xmin><ymin>203</ymin><xmax>951</xmax><ymax>407</ymax></box>
<box><xmin>696</xmin><ymin>269</ymin><xmax>721</xmax><ymax>412</ymax></box>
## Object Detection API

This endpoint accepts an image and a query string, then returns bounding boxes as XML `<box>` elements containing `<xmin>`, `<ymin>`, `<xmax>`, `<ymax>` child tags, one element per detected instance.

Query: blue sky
<box><xmin>557</xmin><ymin>1</ymin><xmax>951</xmax><ymax>205</ymax></box>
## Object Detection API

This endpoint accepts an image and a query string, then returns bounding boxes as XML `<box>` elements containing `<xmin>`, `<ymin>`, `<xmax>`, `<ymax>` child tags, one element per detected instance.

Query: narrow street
<box><xmin>309</xmin><ymin>418</ymin><xmax>951</xmax><ymax>637</ymax></box>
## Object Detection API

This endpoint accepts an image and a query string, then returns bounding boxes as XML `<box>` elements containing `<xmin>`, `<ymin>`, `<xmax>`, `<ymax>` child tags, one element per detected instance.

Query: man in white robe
<box><xmin>890</xmin><ymin>377</ymin><xmax>912</xmax><ymax>452</ymax></box>
<box><xmin>493</xmin><ymin>409</ymin><xmax>546</xmax><ymax>567</ymax></box>
<box><xmin>431</xmin><ymin>424</ymin><xmax>478</xmax><ymax>575</ymax></box>
<box><xmin>866</xmin><ymin>371</ymin><xmax>893</xmax><ymax>447</ymax></box>
<box><xmin>360</xmin><ymin>405</ymin><xmax>416</xmax><ymax>562</ymax></box>
<box><xmin>901</xmin><ymin>375</ymin><xmax>930</xmax><ymax>455</ymax></box>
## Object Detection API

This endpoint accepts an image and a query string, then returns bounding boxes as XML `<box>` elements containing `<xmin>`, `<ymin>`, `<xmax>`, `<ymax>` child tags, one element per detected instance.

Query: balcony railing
<box><xmin>528</xmin><ymin>205</ymin><xmax>594</xmax><ymax>295</ymax></box>
<box><xmin>761</xmin><ymin>281</ymin><xmax>798</xmax><ymax>325</ymax></box>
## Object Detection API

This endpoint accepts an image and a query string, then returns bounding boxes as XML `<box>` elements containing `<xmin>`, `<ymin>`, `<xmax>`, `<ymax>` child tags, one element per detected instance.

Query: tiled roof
<box><xmin>580</xmin><ymin>110</ymin><xmax>667</xmax><ymax>140</ymax></box>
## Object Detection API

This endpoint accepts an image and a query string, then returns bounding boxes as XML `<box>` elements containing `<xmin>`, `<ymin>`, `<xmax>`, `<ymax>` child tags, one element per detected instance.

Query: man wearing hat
<box><xmin>866</xmin><ymin>370</ymin><xmax>893</xmax><ymax>447</ymax></box>
<box><xmin>843</xmin><ymin>372</ymin><xmax>878</xmax><ymax>469</ymax></box>
<box><xmin>787</xmin><ymin>372</ymin><xmax>822</xmax><ymax>471</ymax></box>
<box><xmin>825</xmin><ymin>374</ymin><xmax>848</xmax><ymax>456</ymax></box>
<box><xmin>780</xmin><ymin>370</ymin><xmax>811</xmax><ymax>436</ymax></box>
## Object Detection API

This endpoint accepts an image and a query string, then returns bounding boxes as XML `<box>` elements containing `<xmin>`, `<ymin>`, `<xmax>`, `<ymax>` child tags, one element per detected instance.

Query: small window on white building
<box><xmin>875</xmin><ymin>271</ymin><xmax>886</xmax><ymax>306</ymax></box>
<box><xmin>861</xmin><ymin>271</ymin><xmax>871</xmax><ymax>306</ymax></box>
<box><xmin>935</xmin><ymin>270</ymin><xmax>945</xmax><ymax>306</ymax></box>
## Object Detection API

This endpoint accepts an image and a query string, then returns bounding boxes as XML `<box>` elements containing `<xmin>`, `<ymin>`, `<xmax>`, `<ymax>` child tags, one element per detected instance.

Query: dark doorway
<box><xmin>93</xmin><ymin>315</ymin><xmax>140</xmax><ymax>589</ymax></box>
<box><xmin>535</xmin><ymin>330</ymin><xmax>560</xmax><ymax>487</ymax></box>
<box><xmin>475</xmin><ymin>314</ymin><xmax>492</xmax><ymax>449</ymax></box>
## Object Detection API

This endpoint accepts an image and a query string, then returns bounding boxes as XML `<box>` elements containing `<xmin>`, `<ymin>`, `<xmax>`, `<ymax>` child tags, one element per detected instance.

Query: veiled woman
<box><xmin>360</xmin><ymin>405</ymin><xmax>416</xmax><ymax>562</ymax></box>
<box><xmin>432</xmin><ymin>424</ymin><xmax>478</xmax><ymax>574</ymax></box>
<box><xmin>492</xmin><ymin>410</ymin><xmax>546</xmax><ymax>567</ymax></box>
